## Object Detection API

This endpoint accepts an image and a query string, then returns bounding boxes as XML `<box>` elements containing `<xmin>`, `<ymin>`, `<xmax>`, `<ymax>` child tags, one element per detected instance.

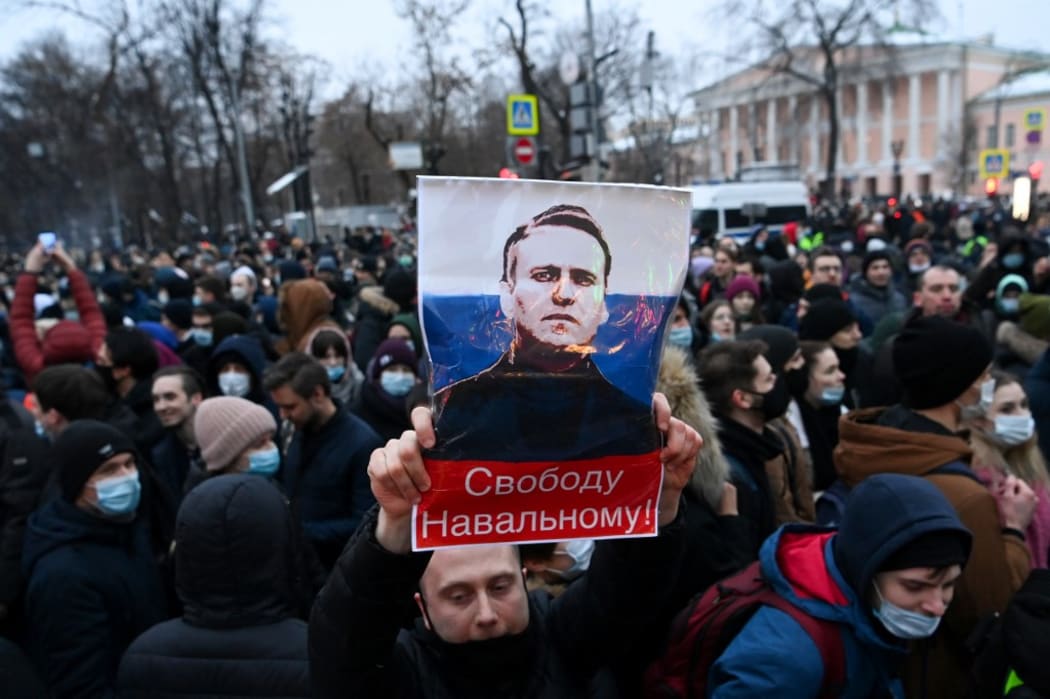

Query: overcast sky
<box><xmin>0</xmin><ymin>0</ymin><xmax>1045</xmax><ymax>97</ymax></box>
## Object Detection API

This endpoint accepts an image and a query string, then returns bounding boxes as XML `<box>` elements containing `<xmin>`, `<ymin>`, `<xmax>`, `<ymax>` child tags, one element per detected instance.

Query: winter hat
<box><xmin>803</xmin><ymin>283</ymin><xmax>843</xmax><ymax>304</ymax></box>
<box><xmin>738</xmin><ymin>325</ymin><xmax>799</xmax><ymax>371</ymax></box>
<box><xmin>370</xmin><ymin>339</ymin><xmax>418</xmax><ymax>382</ymax></box>
<box><xmin>1020</xmin><ymin>293</ymin><xmax>1050</xmax><ymax>340</ymax></box>
<box><xmin>799</xmin><ymin>299</ymin><xmax>856</xmax><ymax>341</ymax></box>
<box><xmin>383</xmin><ymin>267</ymin><xmax>417</xmax><ymax>310</ymax></box>
<box><xmin>892</xmin><ymin>315</ymin><xmax>993</xmax><ymax>409</ymax></box>
<box><xmin>862</xmin><ymin>249</ymin><xmax>893</xmax><ymax>275</ymax></box>
<box><xmin>138</xmin><ymin>321</ymin><xmax>179</xmax><ymax>350</ymax></box>
<box><xmin>41</xmin><ymin>321</ymin><xmax>94</xmax><ymax>366</ymax></box>
<box><xmin>194</xmin><ymin>397</ymin><xmax>277</xmax><ymax>472</ymax></box>
<box><xmin>835</xmin><ymin>473</ymin><xmax>971</xmax><ymax>593</ymax></box>
<box><xmin>211</xmin><ymin>312</ymin><xmax>248</xmax><ymax>347</ymax></box>
<box><xmin>726</xmin><ymin>275</ymin><xmax>761</xmax><ymax>302</ymax></box>
<box><xmin>996</xmin><ymin>274</ymin><xmax>1029</xmax><ymax>300</ymax></box>
<box><xmin>316</xmin><ymin>256</ymin><xmax>338</xmax><ymax>273</ymax></box>
<box><xmin>54</xmin><ymin>420</ymin><xmax>135</xmax><ymax>501</ymax></box>
<box><xmin>163</xmin><ymin>299</ymin><xmax>193</xmax><ymax>330</ymax></box>
<box><xmin>879</xmin><ymin>529</ymin><xmax>971</xmax><ymax>573</ymax></box>
<box><xmin>277</xmin><ymin>260</ymin><xmax>306</xmax><ymax>284</ymax></box>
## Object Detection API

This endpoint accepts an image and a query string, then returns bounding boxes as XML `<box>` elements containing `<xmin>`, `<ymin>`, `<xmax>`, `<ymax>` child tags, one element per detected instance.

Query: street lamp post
<box><xmin>891</xmin><ymin>140</ymin><xmax>905</xmax><ymax>200</ymax></box>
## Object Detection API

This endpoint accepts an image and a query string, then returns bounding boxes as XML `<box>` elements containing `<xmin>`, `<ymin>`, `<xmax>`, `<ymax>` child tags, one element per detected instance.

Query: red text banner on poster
<box><xmin>412</xmin><ymin>452</ymin><xmax>663</xmax><ymax>550</ymax></box>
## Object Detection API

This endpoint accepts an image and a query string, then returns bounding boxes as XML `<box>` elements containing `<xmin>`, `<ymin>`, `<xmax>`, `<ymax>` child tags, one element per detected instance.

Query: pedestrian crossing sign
<box><xmin>979</xmin><ymin>148</ymin><xmax>1010</xmax><ymax>180</ymax></box>
<box><xmin>507</xmin><ymin>94</ymin><xmax>539</xmax><ymax>136</ymax></box>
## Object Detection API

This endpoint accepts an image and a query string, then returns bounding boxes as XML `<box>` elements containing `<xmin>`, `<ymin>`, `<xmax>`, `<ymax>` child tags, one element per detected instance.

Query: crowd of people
<box><xmin>0</xmin><ymin>194</ymin><xmax>1048</xmax><ymax>697</ymax></box>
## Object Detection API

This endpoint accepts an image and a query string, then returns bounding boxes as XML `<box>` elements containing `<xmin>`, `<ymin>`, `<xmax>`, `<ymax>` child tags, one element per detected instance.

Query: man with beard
<box><xmin>264</xmin><ymin>352</ymin><xmax>382</xmax><ymax>570</ymax></box>
<box><xmin>698</xmin><ymin>339</ymin><xmax>795</xmax><ymax>555</ymax></box>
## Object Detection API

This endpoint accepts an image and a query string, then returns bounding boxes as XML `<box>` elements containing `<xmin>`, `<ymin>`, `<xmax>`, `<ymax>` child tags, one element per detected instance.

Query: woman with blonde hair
<box><xmin>969</xmin><ymin>371</ymin><xmax>1050</xmax><ymax>568</ymax></box>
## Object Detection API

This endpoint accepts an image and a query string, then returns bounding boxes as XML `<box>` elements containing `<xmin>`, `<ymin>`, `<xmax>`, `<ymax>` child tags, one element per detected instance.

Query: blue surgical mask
<box><xmin>327</xmin><ymin>365</ymin><xmax>346</xmax><ymax>382</ymax></box>
<box><xmin>192</xmin><ymin>328</ymin><xmax>212</xmax><ymax>347</ymax></box>
<box><xmin>545</xmin><ymin>539</ymin><xmax>595</xmax><ymax>581</ymax></box>
<box><xmin>192</xmin><ymin>295</ymin><xmax>203</xmax><ymax>307</ymax></box>
<box><xmin>873</xmin><ymin>583</ymin><xmax>941</xmax><ymax>639</ymax></box>
<box><xmin>247</xmin><ymin>446</ymin><xmax>280</xmax><ymax>478</ymax></box>
<box><xmin>998</xmin><ymin>297</ymin><xmax>1020</xmax><ymax>315</ymax></box>
<box><xmin>218</xmin><ymin>371</ymin><xmax>251</xmax><ymax>398</ymax></box>
<box><xmin>710</xmin><ymin>332</ymin><xmax>723</xmax><ymax>343</ymax></box>
<box><xmin>755</xmin><ymin>240</ymin><xmax>766</xmax><ymax>251</ymax></box>
<box><xmin>95</xmin><ymin>471</ymin><xmax>141</xmax><ymax>516</ymax></box>
<box><xmin>380</xmin><ymin>371</ymin><xmax>414</xmax><ymax>397</ymax></box>
<box><xmin>820</xmin><ymin>386</ymin><xmax>846</xmax><ymax>406</ymax></box>
<box><xmin>1003</xmin><ymin>253</ymin><xmax>1025</xmax><ymax>270</ymax></box>
<box><xmin>668</xmin><ymin>325</ymin><xmax>693</xmax><ymax>348</ymax></box>
<box><xmin>994</xmin><ymin>414</ymin><xmax>1035</xmax><ymax>446</ymax></box>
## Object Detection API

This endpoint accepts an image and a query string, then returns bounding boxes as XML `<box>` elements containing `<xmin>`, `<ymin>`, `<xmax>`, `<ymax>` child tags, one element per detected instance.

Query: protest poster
<box><xmin>413</xmin><ymin>177</ymin><xmax>690</xmax><ymax>550</ymax></box>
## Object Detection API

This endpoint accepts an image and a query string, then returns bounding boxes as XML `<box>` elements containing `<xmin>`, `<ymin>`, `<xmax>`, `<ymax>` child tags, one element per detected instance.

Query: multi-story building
<box><xmin>690</xmin><ymin>37</ymin><xmax>1049</xmax><ymax>198</ymax></box>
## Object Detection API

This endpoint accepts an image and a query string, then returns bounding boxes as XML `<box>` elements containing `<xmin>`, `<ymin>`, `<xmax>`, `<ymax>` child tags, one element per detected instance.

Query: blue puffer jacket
<box><xmin>22</xmin><ymin>499</ymin><xmax>166</xmax><ymax>698</ymax></box>
<box><xmin>280</xmin><ymin>405</ymin><xmax>382</xmax><ymax>569</ymax></box>
<box><xmin>709</xmin><ymin>474</ymin><xmax>971</xmax><ymax>698</ymax></box>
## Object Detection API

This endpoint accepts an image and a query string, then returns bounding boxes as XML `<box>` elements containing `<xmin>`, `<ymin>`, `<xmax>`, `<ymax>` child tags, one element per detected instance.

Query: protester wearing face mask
<box><xmin>904</xmin><ymin>239</ymin><xmax>934</xmax><ymax>293</ymax></box>
<box><xmin>520</xmin><ymin>539</ymin><xmax>595</xmax><ymax>596</ymax></box>
<box><xmin>665</xmin><ymin>296</ymin><xmax>702</xmax><ymax>358</ymax></box>
<box><xmin>21</xmin><ymin>420</ymin><xmax>168</xmax><ymax>697</ymax></box>
<box><xmin>834</xmin><ymin>315</ymin><xmax>1036</xmax><ymax>698</ymax></box>
<box><xmin>700</xmin><ymin>300</ymin><xmax>736</xmax><ymax>347</ymax></box>
<box><xmin>994</xmin><ymin>274</ymin><xmax>1028</xmax><ymax>320</ymax></box>
<box><xmin>706</xmin><ymin>474</ymin><xmax>971</xmax><ymax>698</ymax></box>
<box><xmin>205</xmin><ymin>334</ymin><xmax>277</xmax><ymax>417</ymax></box>
<box><xmin>352</xmin><ymin>339</ymin><xmax>419</xmax><ymax>442</ymax></box>
<box><xmin>965</xmin><ymin>232</ymin><xmax>1036</xmax><ymax>313</ymax></box>
<box><xmin>699</xmin><ymin>339</ymin><xmax>800</xmax><ymax>555</ymax></box>
<box><xmin>786</xmin><ymin>341</ymin><xmax>847</xmax><ymax>493</ymax></box>
<box><xmin>194</xmin><ymin>396</ymin><xmax>280</xmax><ymax>479</ymax></box>
<box><xmin>309</xmin><ymin>329</ymin><xmax>363</xmax><ymax>406</ymax></box>
<box><xmin>799</xmin><ymin>298</ymin><xmax>862</xmax><ymax>409</ymax></box>
<box><xmin>966</xmin><ymin>373</ymin><xmax>1050</xmax><ymax>569</ymax></box>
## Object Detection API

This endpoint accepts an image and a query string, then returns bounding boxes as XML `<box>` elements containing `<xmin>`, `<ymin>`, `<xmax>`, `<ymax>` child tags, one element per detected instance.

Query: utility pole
<box><xmin>585</xmin><ymin>0</ymin><xmax>601</xmax><ymax>182</ymax></box>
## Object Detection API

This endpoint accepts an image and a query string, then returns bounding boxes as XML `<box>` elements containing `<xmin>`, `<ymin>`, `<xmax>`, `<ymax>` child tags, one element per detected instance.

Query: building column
<box><xmin>882</xmin><ymin>79</ymin><xmax>894</xmax><ymax>164</ymax></box>
<box><xmin>788</xmin><ymin>95</ymin><xmax>799</xmax><ymax>164</ymax></box>
<box><xmin>937</xmin><ymin>69</ymin><xmax>950</xmax><ymax>157</ymax></box>
<box><xmin>729</xmin><ymin>106</ymin><xmax>739</xmax><ymax>178</ymax></box>
<box><xmin>708</xmin><ymin>108</ymin><xmax>722</xmax><ymax>178</ymax></box>
<box><xmin>810</xmin><ymin>96</ymin><xmax>820</xmax><ymax>174</ymax></box>
<box><xmin>856</xmin><ymin>81</ymin><xmax>868</xmax><ymax>166</ymax></box>
<box><xmin>908</xmin><ymin>73</ymin><xmax>921</xmax><ymax>161</ymax></box>
<box><xmin>766</xmin><ymin>97</ymin><xmax>778</xmax><ymax>163</ymax></box>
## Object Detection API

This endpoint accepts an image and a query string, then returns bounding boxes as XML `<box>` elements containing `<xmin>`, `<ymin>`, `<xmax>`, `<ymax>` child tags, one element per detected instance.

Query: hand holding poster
<box><xmin>414</xmin><ymin>178</ymin><xmax>690</xmax><ymax>549</ymax></box>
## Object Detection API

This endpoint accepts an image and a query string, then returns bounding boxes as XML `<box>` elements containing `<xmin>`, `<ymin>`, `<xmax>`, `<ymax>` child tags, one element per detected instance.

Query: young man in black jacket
<box><xmin>308</xmin><ymin>395</ymin><xmax>700</xmax><ymax>698</ymax></box>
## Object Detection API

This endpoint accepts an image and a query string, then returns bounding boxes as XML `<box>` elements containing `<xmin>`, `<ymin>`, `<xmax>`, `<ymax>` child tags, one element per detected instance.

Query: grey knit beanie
<box><xmin>194</xmin><ymin>396</ymin><xmax>277</xmax><ymax>472</ymax></box>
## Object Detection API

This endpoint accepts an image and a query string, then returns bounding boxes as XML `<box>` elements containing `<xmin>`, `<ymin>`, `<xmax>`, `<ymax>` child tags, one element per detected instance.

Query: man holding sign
<box><xmin>308</xmin><ymin>398</ymin><xmax>700</xmax><ymax>698</ymax></box>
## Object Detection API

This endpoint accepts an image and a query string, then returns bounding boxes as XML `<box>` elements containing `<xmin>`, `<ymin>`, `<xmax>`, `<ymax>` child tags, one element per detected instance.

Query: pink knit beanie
<box><xmin>194</xmin><ymin>396</ymin><xmax>277</xmax><ymax>472</ymax></box>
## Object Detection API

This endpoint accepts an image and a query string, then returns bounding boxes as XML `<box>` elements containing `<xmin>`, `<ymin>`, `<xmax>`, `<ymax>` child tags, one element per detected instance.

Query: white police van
<box><xmin>691</xmin><ymin>179</ymin><xmax>810</xmax><ymax>245</ymax></box>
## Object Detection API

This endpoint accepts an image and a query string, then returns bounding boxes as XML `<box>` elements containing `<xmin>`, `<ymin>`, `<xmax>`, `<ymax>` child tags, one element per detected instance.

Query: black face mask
<box><xmin>748</xmin><ymin>375</ymin><xmax>792</xmax><ymax>422</ymax></box>
<box><xmin>95</xmin><ymin>364</ymin><xmax>117</xmax><ymax>395</ymax></box>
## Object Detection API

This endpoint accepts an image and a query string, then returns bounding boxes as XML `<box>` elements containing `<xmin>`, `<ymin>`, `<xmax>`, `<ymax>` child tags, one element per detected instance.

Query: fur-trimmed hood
<box><xmin>358</xmin><ymin>284</ymin><xmax>401</xmax><ymax>317</ymax></box>
<box><xmin>656</xmin><ymin>344</ymin><xmax>729</xmax><ymax>509</ymax></box>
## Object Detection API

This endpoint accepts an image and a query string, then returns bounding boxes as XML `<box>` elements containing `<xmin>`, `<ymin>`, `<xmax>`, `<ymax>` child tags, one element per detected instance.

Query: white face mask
<box><xmin>230</xmin><ymin>285</ymin><xmax>249</xmax><ymax>302</ymax></box>
<box><xmin>218</xmin><ymin>371</ymin><xmax>251</xmax><ymax>397</ymax></box>
<box><xmin>994</xmin><ymin>414</ymin><xmax>1035</xmax><ymax>446</ymax></box>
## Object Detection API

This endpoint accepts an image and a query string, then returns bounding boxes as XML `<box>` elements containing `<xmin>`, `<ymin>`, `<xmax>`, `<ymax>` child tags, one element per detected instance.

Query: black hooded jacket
<box><xmin>117</xmin><ymin>475</ymin><xmax>311</xmax><ymax>698</ymax></box>
<box><xmin>22</xmin><ymin>499</ymin><xmax>167</xmax><ymax>698</ymax></box>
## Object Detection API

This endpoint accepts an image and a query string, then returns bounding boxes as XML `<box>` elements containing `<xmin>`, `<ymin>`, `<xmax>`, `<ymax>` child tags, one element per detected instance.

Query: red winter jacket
<box><xmin>10</xmin><ymin>270</ymin><xmax>107</xmax><ymax>385</ymax></box>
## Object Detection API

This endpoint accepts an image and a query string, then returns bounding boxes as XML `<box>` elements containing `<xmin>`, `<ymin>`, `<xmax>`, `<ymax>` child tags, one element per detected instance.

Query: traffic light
<box><xmin>887</xmin><ymin>197</ymin><xmax>898</xmax><ymax>208</ymax></box>
<box><xmin>1029</xmin><ymin>161</ymin><xmax>1043</xmax><ymax>182</ymax></box>
<box><xmin>985</xmin><ymin>177</ymin><xmax>999</xmax><ymax>197</ymax></box>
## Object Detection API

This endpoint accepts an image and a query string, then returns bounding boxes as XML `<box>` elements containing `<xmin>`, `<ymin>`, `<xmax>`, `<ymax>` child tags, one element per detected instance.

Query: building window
<box><xmin>987</xmin><ymin>126</ymin><xmax>998</xmax><ymax>149</ymax></box>
<box><xmin>1006</xmin><ymin>123</ymin><xmax>1016</xmax><ymax>148</ymax></box>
